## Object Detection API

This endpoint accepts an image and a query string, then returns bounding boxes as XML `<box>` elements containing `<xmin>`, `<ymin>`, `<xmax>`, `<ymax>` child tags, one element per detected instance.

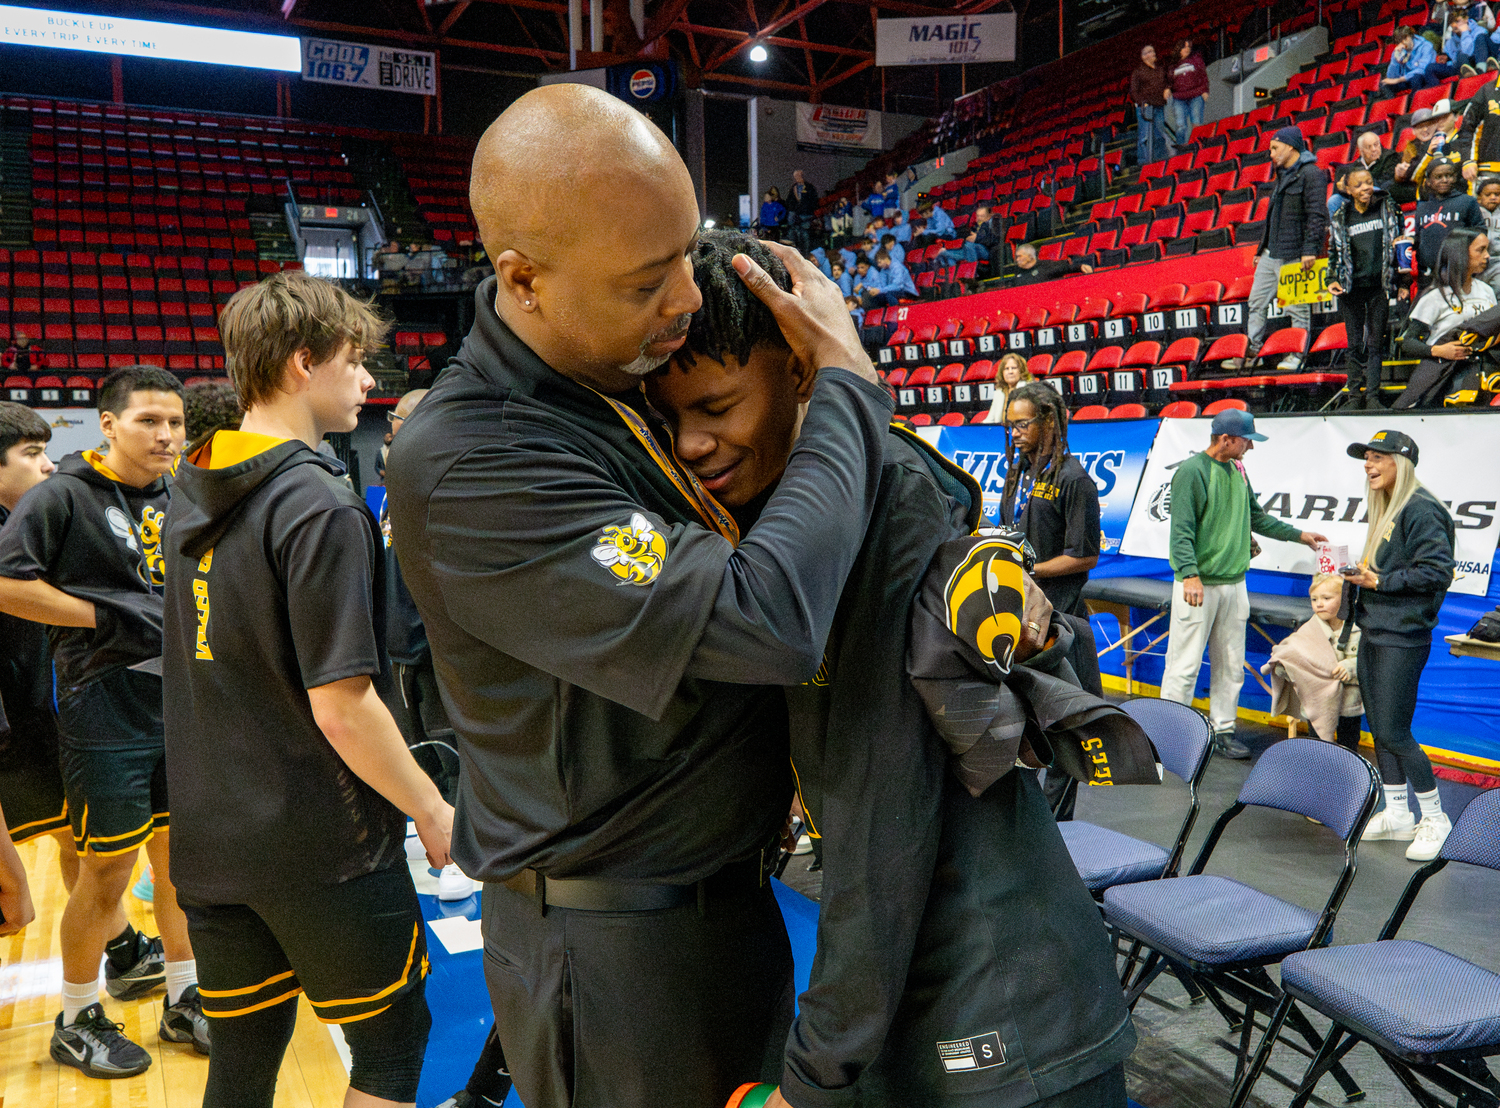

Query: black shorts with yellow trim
<box><xmin>0</xmin><ymin>706</ymin><xmax>70</xmax><ymax>844</ymax></box>
<box><xmin>181</xmin><ymin>864</ymin><xmax>429</xmax><ymax>1025</ymax></box>
<box><xmin>56</xmin><ymin>668</ymin><xmax>168</xmax><ymax>857</ymax></box>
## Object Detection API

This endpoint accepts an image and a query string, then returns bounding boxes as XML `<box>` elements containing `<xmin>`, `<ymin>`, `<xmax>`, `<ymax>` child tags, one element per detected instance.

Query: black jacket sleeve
<box><xmin>780</xmin><ymin>463</ymin><xmax>950</xmax><ymax>1108</ymax></box>
<box><xmin>1378</xmin><ymin>496</ymin><xmax>1456</xmax><ymax>595</ymax></box>
<box><xmin>421</xmin><ymin>368</ymin><xmax>891</xmax><ymax>721</ymax></box>
<box><xmin>1301</xmin><ymin>161</ymin><xmax>1330</xmax><ymax>258</ymax></box>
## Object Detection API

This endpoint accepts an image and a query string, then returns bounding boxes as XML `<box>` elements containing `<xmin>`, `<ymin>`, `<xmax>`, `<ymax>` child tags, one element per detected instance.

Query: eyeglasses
<box><xmin>386</xmin><ymin>412</ymin><xmax>403</xmax><ymax>424</ymax></box>
<box><xmin>1008</xmin><ymin>415</ymin><xmax>1045</xmax><ymax>431</ymax></box>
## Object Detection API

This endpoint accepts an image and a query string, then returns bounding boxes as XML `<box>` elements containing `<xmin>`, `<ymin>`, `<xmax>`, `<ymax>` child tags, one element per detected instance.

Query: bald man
<box><xmin>387</xmin><ymin>85</ymin><xmax>893</xmax><ymax>1108</ymax></box>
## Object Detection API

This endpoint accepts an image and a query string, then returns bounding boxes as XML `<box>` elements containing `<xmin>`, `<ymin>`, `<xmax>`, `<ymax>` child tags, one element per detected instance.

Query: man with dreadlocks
<box><xmin>648</xmin><ymin>228</ymin><xmax>1136</xmax><ymax>1108</ymax></box>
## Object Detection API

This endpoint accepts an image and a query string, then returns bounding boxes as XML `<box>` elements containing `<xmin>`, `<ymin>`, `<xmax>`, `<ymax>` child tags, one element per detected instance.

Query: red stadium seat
<box><xmin>936</xmin><ymin>412</ymin><xmax>965</xmax><ymax>426</ymax></box>
<box><xmin>1120</xmin><ymin>341</ymin><xmax>1161</xmax><ymax>368</ymax></box>
<box><xmin>1085</xmin><ymin>346</ymin><xmax>1123</xmax><ymax>373</ymax></box>
<box><xmin>1076</xmin><ymin>297</ymin><xmax>1112</xmax><ymax>322</ymax></box>
<box><xmin>1072</xmin><ymin>405</ymin><xmax>1109</xmax><ymax>420</ymax></box>
<box><xmin>1257</xmin><ymin>327</ymin><xmax>1310</xmax><ymax>361</ymax></box>
<box><xmin>1158</xmin><ymin>400</ymin><xmax>1201</xmax><ymax>418</ymax></box>
<box><xmin>908</xmin><ymin>413</ymin><xmax>934</xmax><ymax>425</ymax></box>
<box><xmin>1027</xmin><ymin>353</ymin><xmax>1056</xmax><ymax>378</ymax></box>
<box><xmin>1183</xmin><ymin>280</ymin><xmax>1224</xmax><ymax>307</ymax></box>
<box><xmin>1160</xmin><ymin>337</ymin><xmax>1203</xmax><ymax>367</ymax></box>
<box><xmin>1311</xmin><ymin>323</ymin><xmax>1348</xmax><ymax>354</ymax></box>
<box><xmin>1147</xmin><ymin>283</ymin><xmax>1188</xmax><ymax>310</ymax></box>
<box><xmin>1051</xmin><ymin>350</ymin><xmax>1088</xmax><ymax>376</ymax></box>
<box><xmin>1109</xmin><ymin>403</ymin><xmax>1149</xmax><ymax>419</ymax></box>
<box><xmin>1203</xmin><ymin>333</ymin><xmax>1250</xmax><ymax>364</ymax></box>
<box><xmin>1203</xmin><ymin>398</ymin><xmax>1249</xmax><ymax>415</ymax></box>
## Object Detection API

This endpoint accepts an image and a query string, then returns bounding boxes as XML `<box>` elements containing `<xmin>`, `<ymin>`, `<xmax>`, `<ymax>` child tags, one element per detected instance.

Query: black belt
<box><xmin>500</xmin><ymin>849</ymin><xmax>775</xmax><ymax>914</ymax></box>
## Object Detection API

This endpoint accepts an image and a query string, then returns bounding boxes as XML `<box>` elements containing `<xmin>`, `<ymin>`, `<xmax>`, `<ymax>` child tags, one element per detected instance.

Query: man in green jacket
<box><xmin>1160</xmin><ymin>409</ymin><xmax>1326</xmax><ymax>758</ymax></box>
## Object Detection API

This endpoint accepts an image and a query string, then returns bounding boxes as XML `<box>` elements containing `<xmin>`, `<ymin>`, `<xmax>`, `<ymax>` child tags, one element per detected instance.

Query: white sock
<box><xmin>1382</xmin><ymin>784</ymin><xmax>1410</xmax><ymax>820</ymax></box>
<box><xmin>1415</xmin><ymin>788</ymin><xmax>1445</xmax><ymax>822</ymax></box>
<box><xmin>62</xmin><ymin>978</ymin><xmax>99</xmax><ymax>1024</ymax></box>
<box><xmin>165</xmin><ymin>959</ymin><xmax>197</xmax><ymax>1005</ymax></box>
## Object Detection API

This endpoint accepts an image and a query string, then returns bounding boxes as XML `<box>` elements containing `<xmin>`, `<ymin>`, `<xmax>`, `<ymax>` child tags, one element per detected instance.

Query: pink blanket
<box><xmin>1263</xmin><ymin>619</ymin><xmax>1360</xmax><ymax>743</ymax></box>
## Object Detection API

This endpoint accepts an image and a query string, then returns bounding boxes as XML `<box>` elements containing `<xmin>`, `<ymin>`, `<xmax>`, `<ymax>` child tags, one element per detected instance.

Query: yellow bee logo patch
<box><xmin>591</xmin><ymin>513</ymin><xmax>667</xmax><ymax>586</ymax></box>
<box><xmin>942</xmin><ymin>537</ymin><xmax>1027</xmax><ymax>674</ymax></box>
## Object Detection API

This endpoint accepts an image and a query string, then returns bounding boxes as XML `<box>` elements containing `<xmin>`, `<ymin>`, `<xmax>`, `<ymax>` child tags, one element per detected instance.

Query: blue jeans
<box><xmin>1451</xmin><ymin>33</ymin><xmax>1493</xmax><ymax>68</ymax></box>
<box><xmin>939</xmin><ymin>242</ymin><xmax>989</xmax><ymax>266</ymax></box>
<box><xmin>1171</xmin><ymin>96</ymin><xmax>1205</xmax><ymax>145</ymax></box>
<box><xmin>1135</xmin><ymin>104</ymin><xmax>1172</xmax><ymax>166</ymax></box>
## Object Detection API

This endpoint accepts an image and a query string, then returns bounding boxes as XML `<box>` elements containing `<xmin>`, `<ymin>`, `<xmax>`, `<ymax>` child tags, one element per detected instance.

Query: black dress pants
<box><xmin>1337</xmin><ymin>283</ymin><xmax>1388</xmax><ymax>402</ymax></box>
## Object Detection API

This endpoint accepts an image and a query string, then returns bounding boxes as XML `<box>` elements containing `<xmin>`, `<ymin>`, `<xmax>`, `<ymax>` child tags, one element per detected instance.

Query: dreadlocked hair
<box><xmin>1001</xmin><ymin>382</ymin><xmax>1072</xmax><ymax>523</ymax></box>
<box><xmin>679</xmin><ymin>229</ymin><xmax>792</xmax><ymax>370</ymax></box>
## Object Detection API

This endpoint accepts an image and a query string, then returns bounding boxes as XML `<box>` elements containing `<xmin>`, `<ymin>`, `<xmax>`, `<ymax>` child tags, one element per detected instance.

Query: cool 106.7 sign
<box><xmin>875</xmin><ymin>13</ymin><xmax>1016</xmax><ymax>67</ymax></box>
<box><xmin>302</xmin><ymin>37</ymin><xmax>435</xmax><ymax>95</ymax></box>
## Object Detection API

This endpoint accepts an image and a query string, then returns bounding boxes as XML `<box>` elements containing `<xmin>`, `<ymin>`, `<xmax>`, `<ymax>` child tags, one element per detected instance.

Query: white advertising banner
<box><xmin>0</xmin><ymin>5</ymin><xmax>300</xmax><ymax>70</ymax></box>
<box><xmin>795</xmin><ymin>103</ymin><xmax>883</xmax><ymax>154</ymax></box>
<box><xmin>302</xmin><ymin>37</ymin><xmax>436</xmax><ymax>95</ymax></box>
<box><xmin>1120</xmin><ymin>415</ymin><xmax>1500</xmax><ymax>596</ymax></box>
<box><xmin>875</xmin><ymin>14</ymin><xmax>1016</xmax><ymax>67</ymax></box>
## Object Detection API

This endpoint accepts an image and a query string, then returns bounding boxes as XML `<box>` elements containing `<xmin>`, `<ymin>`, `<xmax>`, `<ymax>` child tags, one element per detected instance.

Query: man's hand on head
<box><xmin>734</xmin><ymin>241</ymin><xmax>879</xmax><ymax>385</ymax></box>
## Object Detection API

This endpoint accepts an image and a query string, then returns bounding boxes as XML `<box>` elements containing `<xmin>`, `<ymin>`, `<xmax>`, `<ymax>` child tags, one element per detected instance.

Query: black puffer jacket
<box><xmin>1261</xmin><ymin>149</ymin><xmax>1330</xmax><ymax>261</ymax></box>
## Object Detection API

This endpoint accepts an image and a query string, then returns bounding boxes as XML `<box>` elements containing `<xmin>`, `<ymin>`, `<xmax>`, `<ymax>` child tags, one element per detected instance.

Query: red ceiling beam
<box><xmin>815</xmin><ymin>54</ymin><xmax>874</xmax><ymax>93</ymax></box>
<box><xmin>437</xmin><ymin>0</ymin><xmax>475</xmax><ymax>33</ymax></box>
<box><xmin>701</xmin><ymin>71</ymin><xmax>818</xmax><ymax>95</ymax></box>
<box><xmin>677</xmin><ymin>23</ymin><xmax>869</xmax><ymax>57</ymax></box>
<box><xmin>705</xmin><ymin>0</ymin><xmax>834</xmax><ymax>70</ymax></box>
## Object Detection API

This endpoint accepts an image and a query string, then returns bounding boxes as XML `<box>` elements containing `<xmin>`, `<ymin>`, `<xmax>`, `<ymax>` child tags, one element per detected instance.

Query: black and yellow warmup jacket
<box><xmin>777</xmin><ymin>431</ymin><xmax>1135</xmax><ymax>1108</ymax></box>
<box><xmin>161</xmin><ymin>432</ymin><xmax>407</xmax><ymax>901</ymax></box>
<box><xmin>1352</xmin><ymin>488</ymin><xmax>1456</xmax><ymax>647</ymax></box>
<box><xmin>385</xmin><ymin>278</ymin><xmax>893</xmax><ymax>886</ymax></box>
<box><xmin>0</xmin><ymin>452</ymin><xmax>169</xmax><ymax>695</ymax></box>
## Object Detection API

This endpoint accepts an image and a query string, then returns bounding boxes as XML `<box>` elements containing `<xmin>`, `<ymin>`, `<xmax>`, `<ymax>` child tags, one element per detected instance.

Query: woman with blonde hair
<box><xmin>981</xmin><ymin>352</ymin><xmax>1033</xmax><ymax>424</ymax></box>
<box><xmin>1340</xmin><ymin>430</ymin><xmax>1455</xmax><ymax>861</ymax></box>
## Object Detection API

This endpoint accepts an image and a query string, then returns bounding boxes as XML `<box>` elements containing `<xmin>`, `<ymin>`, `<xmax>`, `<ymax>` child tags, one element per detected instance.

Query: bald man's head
<box><xmin>471</xmin><ymin>84</ymin><xmax>685</xmax><ymax>265</ymax></box>
<box><xmin>470</xmin><ymin>84</ymin><xmax>704</xmax><ymax>393</ymax></box>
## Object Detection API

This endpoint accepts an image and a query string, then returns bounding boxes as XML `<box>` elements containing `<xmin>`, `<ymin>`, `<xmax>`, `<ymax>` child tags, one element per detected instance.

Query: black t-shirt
<box><xmin>1345</xmin><ymin>210</ymin><xmax>1385</xmax><ymax>287</ymax></box>
<box><xmin>0</xmin><ymin>452</ymin><xmax>169</xmax><ymax>694</ymax></box>
<box><xmin>1003</xmin><ymin>453</ymin><xmax>1102</xmax><ymax>617</ymax></box>
<box><xmin>163</xmin><ymin>434</ymin><xmax>406</xmax><ymax>900</ymax></box>
<box><xmin>0</xmin><ymin>504</ymin><xmax>56</xmax><ymax>755</ymax></box>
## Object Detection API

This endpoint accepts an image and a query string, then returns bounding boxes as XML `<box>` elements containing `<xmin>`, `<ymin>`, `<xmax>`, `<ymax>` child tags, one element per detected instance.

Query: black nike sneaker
<box><xmin>104</xmin><ymin>932</ymin><xmax>165</xmax><ymax>1000</ymax></box>
<box><xmin>159</xmin><ymin>984</ymin><xmax>211</xmax><ymax>1055</ymax></box>
<box><xmin>50</xmin><ymin>1003</ymin><xmax>153</xmax><ymax>1078</ymax></box>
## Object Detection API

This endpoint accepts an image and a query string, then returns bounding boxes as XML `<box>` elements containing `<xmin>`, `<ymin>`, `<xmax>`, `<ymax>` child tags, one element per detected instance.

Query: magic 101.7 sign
<box><xmin>875</xmin><ymin>13</ymin><xmax>1017</xmax><ymax>67</ymax></box>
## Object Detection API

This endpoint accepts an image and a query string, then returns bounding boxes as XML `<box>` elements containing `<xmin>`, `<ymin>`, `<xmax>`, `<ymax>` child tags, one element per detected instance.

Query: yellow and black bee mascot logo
<box><xmin>940</xmin><ymin>536</ymin><xmax>1028</xmax><ymax>675</ymax></box>
<box><xmin>591</xmin><ymin>512</ymin><xmax>668</xmax><ymax>586</ymax></box>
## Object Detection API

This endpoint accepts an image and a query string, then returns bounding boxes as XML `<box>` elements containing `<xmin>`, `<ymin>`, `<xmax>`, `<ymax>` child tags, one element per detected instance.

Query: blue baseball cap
<box><xmin>1210</xmin><ymin>408</ymin><xmax>1268</xmax><ymax>441</ymax></box>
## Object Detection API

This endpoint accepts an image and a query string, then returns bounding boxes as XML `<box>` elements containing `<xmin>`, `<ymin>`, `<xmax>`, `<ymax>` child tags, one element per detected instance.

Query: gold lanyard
<box><xmin>591</xmin><ymin>389</ymin><xmax>741</xmax><ymax>547</ymax></box>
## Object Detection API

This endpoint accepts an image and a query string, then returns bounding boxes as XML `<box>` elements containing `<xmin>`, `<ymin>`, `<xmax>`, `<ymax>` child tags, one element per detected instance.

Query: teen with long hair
<box><xmin>1341</xmin><ymin>431</ymin><xmax>1455</xmax><ymax>861</ymax></box>
<box><xmin>1396</xmin><ymin>226</ymin><xmax>1495</xmax><ymax>406</ymax></box>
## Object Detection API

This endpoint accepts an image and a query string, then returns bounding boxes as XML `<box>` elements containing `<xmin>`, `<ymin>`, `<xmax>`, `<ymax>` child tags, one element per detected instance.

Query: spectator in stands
<box><xmin>1412</xmin><ymin>101</ymin><xmax>1465</xmax><ymax>191</ymax></box>
<box><xmin>1160</xmin><ymin>409</ymin><xmax>1328</xmax><ymax>759</ymax></box>
<box><xmin>1433</xmin><ymin>0</ymin><xmax>1496</xmax><ymax>32</ymax></box>
<box><xmin>1341</xmin><ymin>430</ymin><xmax>1455</xmax><ymax>861</ymax></box>
<box><xmin>982</xmin><ymin>353</ymin><xmax>1033</xmax><ymax>424</ymax></box>
<box><xmin>758</xmin><ymin>188</ymin><xmax>786</xmax><ymax>236</ymax></box>
<box><xmin>1457</xmin><ymin>77</ymin><xmax>1500</xmax><ymax>185</ymax></box>
<box><xmin>2</xmin><ymin>334</ymin><xmax>36</xmax><ymax>373</ymax></box>
<box><xmin>845</xmin><ymin>295</ymin><xmax>864</xmax><ymax>329</ymax></box>
<box><xmin>971</xmin><ymin>203</ymin><xmax>1004</xmax><ymax>258</ymax></box>
<box><xmin>869</xmin><ymin>248</ymin><xmax>917</xmax><ymax>305</ymax></box>
<box><xmin>1475</xmin><ymin>174</ymin><xmax>1500</xmax><ymax>291</ymax></box>
<box><xmin>1328</xmin><ymin>167</ymin><xmax>1403</xmax><ymax>409</ymax></box>
<box><xmin>879</xmin><ymin>232</ymin><xmax>904</xmax><ymax>266</ymax></box>
<box><xmin>808</xmin><ymin>246</ymin><xmax>832</xmax><ymax>278</ymax></box>
<box><xmin>850</xmin><ymin>256</ymin><xmax>884</xmax><ymax>305</ymax></box>
<box><xmin>1129</xmin><ymin>44</ymin><xmax>1173</xmax><ymax>165</ymax></box>
<box><xmin>1167</xmin><ymin>39</ymin><xmax>1210</xmax><ymax>147</ymax></box>
<box><xmin>1414</xmin><ymin>161</ymin><xmax>1484</xmax><ymax>286</ymax></box>
<box><xmin>889</xmin><ymin>210</ymin><xmax>911</xmax><ymax>245</ymax></box>
<box><xmin>1395</xmin><ymin>226</ymin><xmax>1495</xmax><ymax>405</ymax></box>
<box><xmin>1445</xmin><ymin>10</ymin><xmax>1494</xmax><ymax>72</ymax></box>
<box><xmin>1382</xmin><ymin>25</ymin><xmax>1442</xmax><ymax>91</ymax></box>
<box><xmin>788</xmin><ymin>169</ymin><xmax>819</xmax><ymax>251</ymax></box>
<box><xmin>1332</xmin><ymin>130</ymin><xmax>1394</xmax><ymax>215</ymax></box>
<box><xmin>918</xmin><ymin>200</ymin><xmax>957</xmax><ymax>244</ymax></box>
<box><xmin>837</xmin><ymin>239</ymin><xmax>860</xmax><ymax>272</ymax></box>
<box><xmin>882</xmin><ymin>172</ymin><xmax>901</xmax><ymax>217</ymax></box>
<box><xmin>1226</xmin><ymin>127</ymin><xmax>1327</xmax><ymax>372</ymax></box>
<box><xmin>1008</xmin><ymin>242</ymin><xmax>1094</xmax><ymax>285</ymax></box>
<box><xmin>862</xmin><ymin>181</ymin><xmax>887</xmax><ymax>222</ymax></box>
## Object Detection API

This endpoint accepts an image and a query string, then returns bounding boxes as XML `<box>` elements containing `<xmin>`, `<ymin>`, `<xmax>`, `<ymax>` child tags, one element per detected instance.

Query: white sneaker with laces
<box><xmin>1362</xmin><ymin>806</ymin><xmax>1417</xmax><ymax>841</ymax></box>
<box><xmin>1277</xmin><ymin>354</ymin><xmax>1304</xmax><ymax>371</ymax></box>
<box><xmin>438</xmin><ymin>862</ymin><xmax>476</xmax><ymax>901</ymax></box>
<box><xmin>1406</xmin><ymin>813</ymin><xmax>1452</xmax><ymax>861</ymax></box>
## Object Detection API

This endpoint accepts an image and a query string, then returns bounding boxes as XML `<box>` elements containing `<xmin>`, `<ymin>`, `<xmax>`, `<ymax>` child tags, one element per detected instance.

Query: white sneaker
<box><xmin>1362</xmin><ymin>806</ymin><xmax>1417</xmax><ymax>841</ymax></box>
<box><xmin>438</xmin><ymin>863</ymin><xmax>476</xmax><ymax>901</ymax></box>
<box><xmin>1277</xmin><ymin>354</ymin><xmax>1304</xmax><ymax>371</ymax></box>
<box><xmin>793</xmin><ymin>834</ymin><xmax>813</xmax><ymax>856</ymax></box>
<box><xmin>1405</xmin><ymin>813</ymin><xmax>1452</xmax><ymax>861</ymax></box>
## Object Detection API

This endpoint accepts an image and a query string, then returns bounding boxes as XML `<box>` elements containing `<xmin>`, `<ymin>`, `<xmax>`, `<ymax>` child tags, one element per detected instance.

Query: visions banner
<box><xmin>795</xmin><ymin>103</ymin><xmax>883</xmax><ymax>154</ymax></box>
<box><xmin>917</xmin><ymin>420</ymin><xmax>1159</xmax><ymax>551</ymax></box>
<box><xmin>875</xmin><ymin>14</ymin><xmax>1016</xmax><ymax>67</ymax></box>
<box><xmin>302</xmin><ymin>37</ymin><xmax>436</xmax><ymax>95</ymax></box>
<box><xmin>1120</xmin><ymin>415</ymin><xmax>1500</xmax><ymax>596</ymax></box>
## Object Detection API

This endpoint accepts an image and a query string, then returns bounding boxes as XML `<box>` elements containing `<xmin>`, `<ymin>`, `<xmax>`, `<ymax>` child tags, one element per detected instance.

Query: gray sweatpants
<box><xmin>1246</xmin><ymin>251</ymin><xmax>1312</xmax><ymax>353</ymax></box>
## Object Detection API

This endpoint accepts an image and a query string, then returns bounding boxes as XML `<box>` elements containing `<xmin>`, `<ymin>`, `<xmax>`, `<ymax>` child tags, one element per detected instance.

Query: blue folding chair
<box><xmin>1102</xmin><ymin>739</ymin><xmax>1380</xmax><ymax>1106</ymax></box>
<box><xmin>1245</xmin><ymin>787</ymin><xmax>1500</xmax><ymax>1108</ymax></box>
<box><xmin>1060</xmin><ymin>697</ymin><xmax>1214</xmax><ymax>894</ymax></box>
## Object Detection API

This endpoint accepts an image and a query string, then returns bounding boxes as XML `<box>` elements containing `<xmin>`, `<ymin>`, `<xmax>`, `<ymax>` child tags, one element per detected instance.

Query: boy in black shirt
<box><xmin>162</xmin><ymin>271</ymin><xmax>453</xmax><ymax>1108</ymax></box>
<box><xmin>648</xmin><ymin>231</ymin><xmax>1134</xmax><ymax>1108</ymax></box>
<box><xmin>0</xmin><ymin>367</ymin><xmax>200</xmax><ymax>1078</ymax></box>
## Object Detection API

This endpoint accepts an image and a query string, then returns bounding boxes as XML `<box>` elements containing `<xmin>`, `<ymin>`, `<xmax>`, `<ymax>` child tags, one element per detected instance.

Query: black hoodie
<box><xmin>162</xmin><ymin>433</ymin><xmax>406</xmax><ymax>901</ymax></box>
<box><xmin>0</xmin><ymin>504</ymin><xmax>55</xmax><ymax>752</ymax></box>
<box><xmin>0</xmin><ymin>451</ymin><xmax>169</xmax><ymax>694</ymax></box>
